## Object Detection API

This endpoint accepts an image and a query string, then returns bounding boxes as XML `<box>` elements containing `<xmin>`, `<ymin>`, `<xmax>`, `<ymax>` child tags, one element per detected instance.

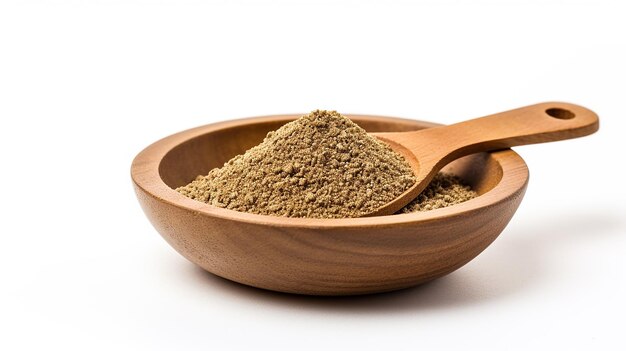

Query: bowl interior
<box><xmin>158</xmin><ymin>116</ymin><xmax>502</xmax><ymax>202</ymax></box>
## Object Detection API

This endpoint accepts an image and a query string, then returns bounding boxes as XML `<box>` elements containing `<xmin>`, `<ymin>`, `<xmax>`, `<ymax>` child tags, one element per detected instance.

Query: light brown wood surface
<box><xmin>132</xmin><ymin>115</ymin><xmax>530</xmax><ymax>295</ymax></box>
<box><xmin>369</xmin><ymin>102</ymin><xmax>599</xmax><ymax>216</ymax></box>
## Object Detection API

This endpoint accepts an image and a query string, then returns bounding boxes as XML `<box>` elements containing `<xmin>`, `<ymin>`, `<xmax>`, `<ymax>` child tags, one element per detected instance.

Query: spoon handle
<box><xmin>391</xmin><ymin>102</ymin><xmax>599</xmax><ymax>165</ymax></box>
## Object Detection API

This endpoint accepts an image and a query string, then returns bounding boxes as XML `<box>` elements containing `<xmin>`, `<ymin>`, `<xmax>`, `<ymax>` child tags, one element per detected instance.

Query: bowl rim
<box><xmin>131</xmin><ymin>114</ymin><xmax>529</xmax><ymax>229</ymax></box>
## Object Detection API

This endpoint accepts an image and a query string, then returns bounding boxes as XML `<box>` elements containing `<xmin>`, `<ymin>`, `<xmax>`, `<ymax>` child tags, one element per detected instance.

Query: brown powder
<box><xmin>177</xmin><ymin>110</ymin><xmax>416</xmax><ymax>218</ymax></box>
<box><xmin>398</xmin><ymin>173</ymin><xmax>477</xmax><ymax>213</ymax></box>
<box><xmin>177</xmin><ymin>110</ymin><xmax>477</xmax><ymax>218</ymax></box>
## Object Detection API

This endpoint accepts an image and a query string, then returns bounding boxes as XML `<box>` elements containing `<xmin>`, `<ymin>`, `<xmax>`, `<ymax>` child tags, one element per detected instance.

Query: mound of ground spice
<box><xmin>177</xmin><ymin>110</ymin><xmax>417</xmax><ymax>218</ymax></box>
<box><xmin>398</xmin><ymin>173</ymin><xmax>477</xmax><ymax>213</ymax></box>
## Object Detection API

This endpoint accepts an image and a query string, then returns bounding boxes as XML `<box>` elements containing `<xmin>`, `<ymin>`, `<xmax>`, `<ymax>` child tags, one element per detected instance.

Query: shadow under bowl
<box><xmin>131</xmin><ymin>115</ymin><xmax>529</xmax><ymax>295</ymax></box>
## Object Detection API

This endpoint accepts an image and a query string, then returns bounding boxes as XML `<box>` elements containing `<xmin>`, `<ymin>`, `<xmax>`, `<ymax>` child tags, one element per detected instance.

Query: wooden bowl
<box><xmin>131</xmin><ymin>115</ymin><xmax>529</xmax><ymax>295</ymax></box>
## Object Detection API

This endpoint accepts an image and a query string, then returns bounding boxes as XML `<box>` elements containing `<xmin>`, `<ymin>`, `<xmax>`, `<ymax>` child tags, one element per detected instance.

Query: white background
<box><xmin>1</xmin><ymin>1</ymin><xmax>625</xmax><ymax>350</ymax></box>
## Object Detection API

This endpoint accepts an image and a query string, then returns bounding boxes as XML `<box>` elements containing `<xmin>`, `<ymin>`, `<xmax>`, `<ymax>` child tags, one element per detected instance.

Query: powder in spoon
<box><xmin>398</xmin><ymin>173</ymin><xmax>477</xmax><ymax>213</ymax></box>
<box><xmin>177</xmin><ymin>110</ymin><xmax>417</xmax><ymax>218</ymax></box>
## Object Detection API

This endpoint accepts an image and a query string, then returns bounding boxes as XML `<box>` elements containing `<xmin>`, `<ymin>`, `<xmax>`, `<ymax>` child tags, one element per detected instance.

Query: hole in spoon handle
<box><xmin>545</xmin><ymin>107</ymin><xmax>575</xmax><ymax>120</ymax></box>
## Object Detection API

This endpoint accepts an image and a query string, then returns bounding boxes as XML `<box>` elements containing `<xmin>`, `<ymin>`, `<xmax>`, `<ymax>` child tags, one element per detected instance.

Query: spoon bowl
<box><xmin>132</xmin><ymin>114</ymin><xmax>530</xmax><ymax>295</ymax></box>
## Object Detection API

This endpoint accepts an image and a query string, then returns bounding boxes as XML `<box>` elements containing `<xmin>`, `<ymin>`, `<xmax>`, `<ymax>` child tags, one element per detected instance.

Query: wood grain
<box><xmin>132</xmin><ymin>115</ymin><xmax>529</xmax><ymax>295</ymax></box>
<box><xmin>370</xmin><ymin>102</ymin><xmax>599</xmax><ymax>216</ymax></box>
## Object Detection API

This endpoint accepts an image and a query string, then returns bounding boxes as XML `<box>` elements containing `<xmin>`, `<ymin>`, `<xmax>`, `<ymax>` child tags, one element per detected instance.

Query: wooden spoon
<box><xmin>368</xmin><ymin>102</ymin><xmax>599</xmax><ymax>216</ymax></box>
